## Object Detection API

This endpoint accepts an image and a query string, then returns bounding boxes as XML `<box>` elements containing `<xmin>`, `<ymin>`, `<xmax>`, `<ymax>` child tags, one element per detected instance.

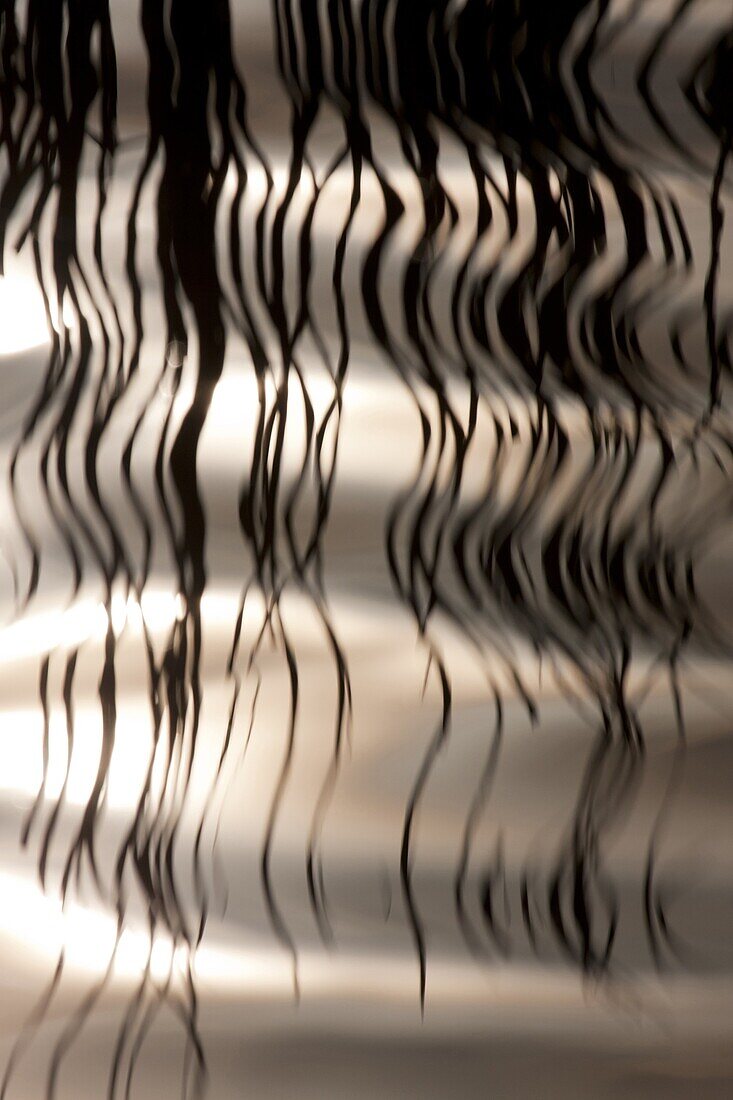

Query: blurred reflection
<box><xmin>0</xmin><ymin>0</ymin><xmax>732</xmax><ymax>1097</ymax></box>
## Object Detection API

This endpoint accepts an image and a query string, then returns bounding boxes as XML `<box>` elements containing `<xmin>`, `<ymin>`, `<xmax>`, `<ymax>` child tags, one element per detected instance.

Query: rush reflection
<box><xmin>0</xmin><ymin>1</ymin><xmax>732</xmax><ymax>1098</ymax></box>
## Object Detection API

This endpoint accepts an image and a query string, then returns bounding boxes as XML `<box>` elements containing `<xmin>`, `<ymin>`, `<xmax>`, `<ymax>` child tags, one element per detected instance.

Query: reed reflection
<box><xmin>0</xmin><ymin>1</ymin><xmax>732</xmax><ymax>1097</ymax></box>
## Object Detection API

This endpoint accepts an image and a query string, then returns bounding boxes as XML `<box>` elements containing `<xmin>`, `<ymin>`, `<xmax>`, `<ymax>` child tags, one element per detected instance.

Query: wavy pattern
<box><xmin>0</xmin><ymin>0</ymin><xmax>732</xmax><ymax>1096</ymax></box>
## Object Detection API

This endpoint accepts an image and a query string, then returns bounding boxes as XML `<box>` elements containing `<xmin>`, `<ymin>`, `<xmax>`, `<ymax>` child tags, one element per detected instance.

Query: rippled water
<box><xmin>0</xmin><ymin>1</ymin><xmax>732</xmax><ymax>1096</ymax></box>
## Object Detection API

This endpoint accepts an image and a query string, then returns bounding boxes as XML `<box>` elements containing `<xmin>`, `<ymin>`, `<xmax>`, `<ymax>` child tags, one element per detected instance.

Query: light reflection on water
<box><xmin>0</xmin><ymin>0</ymin><xmax>732</xmax><ymax>1097</ymax></box>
